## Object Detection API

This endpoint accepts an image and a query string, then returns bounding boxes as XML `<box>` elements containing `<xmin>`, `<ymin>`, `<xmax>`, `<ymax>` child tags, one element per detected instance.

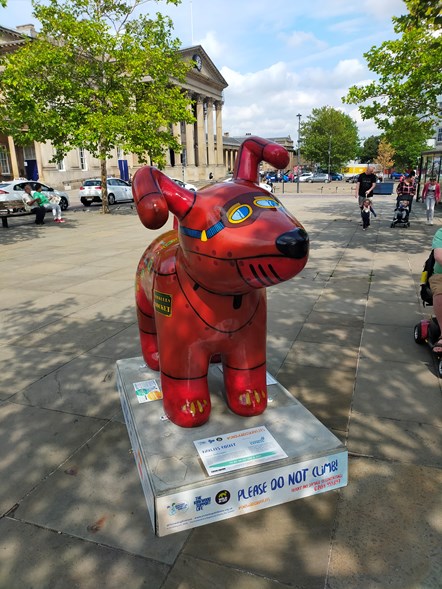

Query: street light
<box><xmin>327</xmin><ymin>134</ymin><xmax>332</xmax><ymax>180</ymax></box>
<box><xmin>296</xmin><ymin>113</ymin><xmax>301</xmax><ymax>194</ymax></box>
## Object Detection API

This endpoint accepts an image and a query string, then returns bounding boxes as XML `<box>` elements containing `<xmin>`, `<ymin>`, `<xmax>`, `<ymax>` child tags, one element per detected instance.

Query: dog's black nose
<box><xmin>276</xmin><ymin>228</ymin><xmax>309</xmax><ymax>259</ymax></box>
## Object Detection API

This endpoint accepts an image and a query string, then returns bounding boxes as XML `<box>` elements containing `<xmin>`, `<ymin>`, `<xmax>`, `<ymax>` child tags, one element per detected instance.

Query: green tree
<box><xmin>383</xmin><ymin>116</ymin><xmax>432</xmax><ymax>171</ymax></box>
<box><xmin>343</xmin><ymin>0</ymin><xmax>441</xmax><ymax>132</ymax></box>
<box><xmin>0</xmin><ymin>0</ymin><xmax>194</xmax><ymax>212</ymax></box>
<box><xmin>0</xmin><ymin>1</ymin><xmax>7</xmax><ymax>7</ymax></box>
<box><xmin>359</xmin><ymin>135</ymin><xmax>381</xmax><ymax>163</ymax></box>
<box><xmin>300</xmin><ymin>106</ymin><xmax>359</xmax><ymax>172</ymax></box>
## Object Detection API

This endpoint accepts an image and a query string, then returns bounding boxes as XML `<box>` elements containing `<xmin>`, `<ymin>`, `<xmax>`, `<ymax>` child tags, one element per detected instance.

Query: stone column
<box><xmin>196</xmin><ymin>95</ymin><xmax>207</xmax><ymax>168</ymax></box>
<box><xmin>206</xmin><ymin>98</ymin><xmax>215</xmax><ymax>167</ymax></box>
<box><xmin>7</xmin><ymin>135</ymin><xmax>19</xmax><ymax>178</ymax></box>
<box><xmin>215</xmin><ymin>101</ymin><xmax>224</xmax><ymax>166</ymax></box>
<box><xmin>185</xmin><ymin>101</ymin><xmax>195</xmax><ymax>166</ymax></box>
<box><xmin>34</xmin><ymin>141</ymin><xmax>44</xmax><ymax>182</ymax></box>
<box><xmin>172</xmin><ymin>122</ymin><xmax>181</xmax><ymax>167</ymax></box>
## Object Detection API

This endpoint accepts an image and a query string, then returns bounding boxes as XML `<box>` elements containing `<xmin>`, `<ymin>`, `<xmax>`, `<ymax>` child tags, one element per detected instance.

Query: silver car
<box><xmin>307</xmin><ymin>173</ymin><xmax>330</xmax><ymax>183</ymax></box>
<box><xmin>79</xmin><ymin>177</ymin><xmax>133</xmax><ymax>206</ymax></box>
<box><xmin>0</xmin><ymin>180</ymin><xmax>70</xmax><ymax>210</ymax></box>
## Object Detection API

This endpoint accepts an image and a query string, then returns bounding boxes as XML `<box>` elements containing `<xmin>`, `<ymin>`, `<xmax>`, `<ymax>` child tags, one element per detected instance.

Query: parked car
<box><xmin>298</xmin><ymin>172</ymin><xmax>314</xmax><ymax>182</ymax></box>
<box><xmin>307</xmin><ymin>173</ymin><xmax>330</xmax><ymax>183</ymax></box>
<box><xmin>79</xmin><ymin>177</ymin><xmax>133</xmax><ymax>206</ymax></box>
<box><xmin>329</xmin><ymin>172</ymin><xmax>343</xmax><ymax>181</ymax></box>
<box><xmin>223</xmin><ymin>177</ymin><xmax>273</xmax><ymax>193</ymax></box>
<box><xmin>0</xmin><ymin>180</ymin><xmax>70</xmax><ymax>210</ymax></box>
<box><xmin>345</xmin><ymin>175</ymin><xmax>360</xmax><ymax>183</ymax></box>
<box><xmin>390</xmin><ymin>171</ymin><xmax>408</xmax><ymax>180</ymax></box>
<box><xmin>171</xmin><ymin>178</ymin><xmax>197</xmax><ymax>192</ymax></box>
<box><xmin>265</xmin><ymin>172</ymin><xmax>278</xmax><ymax>183</ymax></box>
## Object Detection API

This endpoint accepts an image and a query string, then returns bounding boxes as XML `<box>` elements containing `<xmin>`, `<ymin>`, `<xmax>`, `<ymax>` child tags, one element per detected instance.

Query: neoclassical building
<box><xmin>1</xmin><ymin>24</ymin><xmax>296</xmax><ymax>188</ymax></box>
<box><xmin>0</xmin><ymin>25</ymin><xmax>230</xmax><ymax>187</ymax></box>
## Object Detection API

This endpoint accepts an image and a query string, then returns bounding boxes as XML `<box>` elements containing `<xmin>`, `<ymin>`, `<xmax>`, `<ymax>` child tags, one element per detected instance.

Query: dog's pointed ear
<box><xmin>133</xmin><ymin>167</ymin><xmax>195</xmax><ymax>229</ymax></box>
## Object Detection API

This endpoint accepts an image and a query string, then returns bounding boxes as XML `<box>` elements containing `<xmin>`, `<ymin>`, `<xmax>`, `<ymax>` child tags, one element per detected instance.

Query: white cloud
<box><xmin>194</xmin><ymin>31</ymin><xmax>225</xmax><ymax>60</ymax></box>
<box><xmin>328</xmin><ymin>18</ymin><xmax>365</xmax><ymax>34</ymax></box>
<box><xmin>281</xmin><ymin>30</ymin><xmax>327</xmax><ymax>50</ymax></box>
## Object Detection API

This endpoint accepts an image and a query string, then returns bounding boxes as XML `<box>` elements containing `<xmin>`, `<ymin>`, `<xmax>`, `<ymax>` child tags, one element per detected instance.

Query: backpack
<box><xmin>420</xmin><ymin>249</ymin><xmax>435</xmax><ymax>306</ymax></box>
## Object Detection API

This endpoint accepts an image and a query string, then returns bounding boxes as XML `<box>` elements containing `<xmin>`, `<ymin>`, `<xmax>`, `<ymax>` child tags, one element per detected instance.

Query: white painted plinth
<box><xmin>117</xmin><ymin>357</ymin><xmax>348</xmax><ymax>537</ymax></box>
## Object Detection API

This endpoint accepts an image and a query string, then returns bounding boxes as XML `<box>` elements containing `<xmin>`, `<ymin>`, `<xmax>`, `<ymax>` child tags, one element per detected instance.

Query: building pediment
<box><xmin>179</xmin><ymin>45</ymin><xmax>228</xmax><ymax>97</ymax></box>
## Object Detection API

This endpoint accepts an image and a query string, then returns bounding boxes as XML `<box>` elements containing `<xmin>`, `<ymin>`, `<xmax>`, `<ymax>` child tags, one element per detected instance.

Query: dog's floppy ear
<box><xmin>132</xmin><ymin>167</ymin><xmax>195</xmax><ymax>229</ymax></box>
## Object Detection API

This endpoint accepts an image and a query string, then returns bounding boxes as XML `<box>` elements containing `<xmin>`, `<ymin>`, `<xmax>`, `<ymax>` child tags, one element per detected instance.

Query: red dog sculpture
<box><xmin>133</xmin><ymin>136</ymin><xmax>309</xmax><ymax>427</ymax></box>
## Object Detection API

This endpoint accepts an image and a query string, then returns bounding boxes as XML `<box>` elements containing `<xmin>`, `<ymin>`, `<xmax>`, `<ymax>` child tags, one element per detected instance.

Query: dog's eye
<box><xmin>227</xmin><ymin>203</ymin><xmax>253</xmax><ymax>223</ymax></box>
<box><xmin>253</xmin><ymin>198</ymin><xmax>280</xmax><ymax>208</ymax></box>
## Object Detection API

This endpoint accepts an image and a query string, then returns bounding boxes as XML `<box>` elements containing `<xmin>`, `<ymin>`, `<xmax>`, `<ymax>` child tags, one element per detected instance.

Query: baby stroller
<box><xmin>390</xmin><ymin>196</ymin><xmax>411</xmax><ymax>228</ymax></box>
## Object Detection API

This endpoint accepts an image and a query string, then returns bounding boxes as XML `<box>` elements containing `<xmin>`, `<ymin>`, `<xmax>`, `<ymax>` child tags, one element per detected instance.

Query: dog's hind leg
<box><xmin>136</xmin><ymin>277</ymin><xmax>159</xmax><ymax>371</ymax></box>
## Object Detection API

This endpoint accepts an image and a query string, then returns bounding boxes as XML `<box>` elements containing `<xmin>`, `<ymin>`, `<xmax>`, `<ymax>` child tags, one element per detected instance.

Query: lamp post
<box><xmin>327</xmin><ymin>134</ymin><xmax>332</xmax><ymax>180</ymax></box>
<box><xmin>296</xmin><ymin>113</ymin><xmax>301</xmax><ymax>194</ymax></box>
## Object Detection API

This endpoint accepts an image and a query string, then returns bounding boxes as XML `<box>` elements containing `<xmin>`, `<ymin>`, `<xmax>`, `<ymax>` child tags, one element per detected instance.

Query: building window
<box><xmin>23</xmin><ymin>144</ymin><xmax>36</xmax><ymax>160</ymax></box>
<box><xmin>0</xmin><ymin>148</ymin><xmax>11</xmax><ymax>175</ymax></box>
<box><xmin>57</xmin><ymin>159</ymin><xmax>65</xmax><ymax>171</ymax></box>
<box><xmin>437</xmin><ymin>128</ymin><xmax>442</xmax><ymax>143</ymax></box>
<box><xmin>79</xmin><ymin>148</ymin><xmax>87</xmax><ymax>170</ymax></box>
<box><xmin>117</xmin><ymin>147</ymin><xmax>124</xmax><ymax>160</ymax></box>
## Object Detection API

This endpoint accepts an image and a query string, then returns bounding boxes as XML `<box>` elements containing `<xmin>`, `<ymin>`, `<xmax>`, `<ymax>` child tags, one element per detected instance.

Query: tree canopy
<box><xmin>0</xmin><ymin>0</ymin><xmax>194</xmax><ymax>211</ymax></box>
<box><xmin>359</xmin><ymin>135</ymin><xmax>380</xmax><ymax>164</ymax></box>
<box><xmin>383</xmin><ymin>115</ymin><xmax>431</xmax><ymax>171</ymax></box>
<box><xmin>300</xmin><ymin>106</ymin><xmax>359</xmax><ymax>172</ymax></box>
<box><xmin>343</xmin><ymin>0</ymin><xmax>441</xmax><ymax>132</ymax></box>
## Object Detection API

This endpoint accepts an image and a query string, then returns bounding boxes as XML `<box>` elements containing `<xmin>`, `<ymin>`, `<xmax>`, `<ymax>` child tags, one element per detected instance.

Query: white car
<box><xmin>0</xmin><ymin>180</ymin><xmax>70</xmax><ymax>210</ymax></box>
<box><xmin>171</xmin><ymin>178</ymin><xmax>197</xmax><ymax>192</ymax></box>
<box><xmin>298</xmin><ymin>172</ymin><xmax>314</xmax><ymax>182</ymax></box>
<box><xmin>79</xmin><ymin>177</ymin><xmax>133</xmax><ymax>206</ymax></box>
<box><xmin>222</xmin><ymin>178</ymin><xmax>273</xmax><ymax>193</ymax></box>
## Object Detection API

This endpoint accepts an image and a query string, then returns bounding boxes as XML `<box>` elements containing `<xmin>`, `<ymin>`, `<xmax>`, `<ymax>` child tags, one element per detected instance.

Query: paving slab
<box><xmin>9</xmin><ymin>317</ymin><xmax>128</xmax><ymax>355</ymax></box>
<box><xmin>353</xmin><ymin>361</ymin><xmax>442</xmax><ymax>427</ymax></box>
<box><xmin>0</xmin><ymin>518</ymin><xmax>169</xmax><ymax>589</ymax></box>
<box><xmin>162</xmin><ymin>554</ymin><xmax>292</xmax><ymax>589</ymax></box>
<box><xmin>276</xmin><ymin>363</ymin><xmax>355</xmax><ymax>433</ymax></box>
<box><xmin>0</xmin><ymin>346</ymin><xmax>76</xmax><ymax>397</ymax></box>
<box><xmin>359</xmin><ymin>324</ymin><xmax>430</xmax><ymax>363</ymax></box>
<box><xmin>183</xmin><ymin>491</ymin><xmax>339</xmax><ymax>588</ymax></box>
<box><xmin>13</xmin><ymin>354</ymin><xmax>120</xmax><ymax>419</ymax></box>
<box><xmin>348</xmin><ymin>410</ymin><xmax>442</xmax><ymax>467</ymax></box>
<box><xmin>365</xmin><ymin>298</ymin><xmax>424</xmax><ymax>326</ymax></box>
<box><xmin>312</xmin><ymin>292</ymin><xmax>367</xmax><ymax>317</ymax></box>
<box><xmin>0</xmin><ymin>293</ymin><xmax>99</xmax><ymax>344</ymax></box>
<box><xmin>15</xmin><ymin>421</ymin><xmax>189</xmax><ymax>563</ymax></box>
<box><xmin>284</xmin><ymin>341</ymin><xmax>359</xmax><ymax>372</ymax></box>
<box><xmin>327</xmin><ymin>457</ymin><xmax>442</xmax><ymax>589</ymax></box>
<box><xmin>87</xmin><ymin>323</ymin><xmax>142</xmax><ymax>361</ymax></box>
<box><xmin>0</xmin><ymin>402</ymin><xmax>106</xmax><ymax>515</ymax></box>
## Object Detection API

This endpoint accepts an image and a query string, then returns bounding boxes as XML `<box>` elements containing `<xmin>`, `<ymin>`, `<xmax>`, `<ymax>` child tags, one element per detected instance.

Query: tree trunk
<box><xmin>100</xmin><ymin>151</ymin><xmax>109</xmax><ymax>214</ymax></box>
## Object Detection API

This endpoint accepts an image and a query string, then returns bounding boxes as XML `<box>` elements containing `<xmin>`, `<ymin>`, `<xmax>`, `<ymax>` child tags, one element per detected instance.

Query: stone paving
<box><xmin>0</xmin><ymin>185</ymin><xmax>441</xmax><ymax>589</ymax></box>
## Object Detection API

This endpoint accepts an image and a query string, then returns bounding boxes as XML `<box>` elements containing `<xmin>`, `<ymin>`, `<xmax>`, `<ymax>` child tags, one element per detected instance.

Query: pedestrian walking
<box><xmin>355</xmin><ymin>165</ymin><xmax>377</xmax><ymax>208</ymax></box>
<box><xmin>360</xmin><ymin>198</ymin><xmax>377</xmax><ymax>230</ymax></box>
<box><xmin>422</xmin><ymin>177</ymin><xmax>441</xmax><ymax>225</ymax></box>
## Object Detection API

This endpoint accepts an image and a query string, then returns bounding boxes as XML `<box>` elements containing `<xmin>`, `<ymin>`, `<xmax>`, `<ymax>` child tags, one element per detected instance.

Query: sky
<box><xmin>0</xmin><ymin>0</ymin><xmax>407</xmax><ymax>141</ymax></box>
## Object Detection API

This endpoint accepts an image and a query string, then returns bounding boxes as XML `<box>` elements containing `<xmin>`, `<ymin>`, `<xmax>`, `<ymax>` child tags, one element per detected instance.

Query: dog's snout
<box><xmin>276</xmin><ymin>228</ymin><xmax>309</xmax><ymax>259</ymax></box>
